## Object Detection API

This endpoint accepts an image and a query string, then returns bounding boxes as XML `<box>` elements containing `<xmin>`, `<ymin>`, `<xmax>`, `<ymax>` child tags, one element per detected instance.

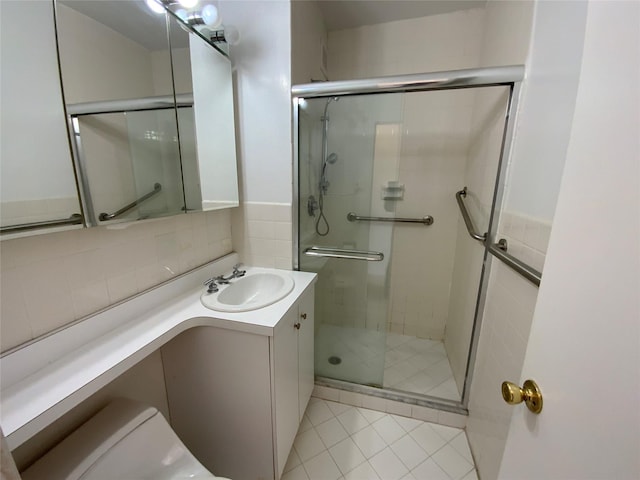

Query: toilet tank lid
<box><xmin>22</xmin><ymin>399</ymin><xmax>159</xmax><ymax>480</ymax></box>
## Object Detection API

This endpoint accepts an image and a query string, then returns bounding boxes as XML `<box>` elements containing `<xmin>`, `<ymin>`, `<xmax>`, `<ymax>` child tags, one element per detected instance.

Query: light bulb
<box><xmin>178</xmin><ymin>0</ymin><xmax>198</xmax><ymax>7</ymax></box>
<box><xmin>201</xmin><ymin>4</ymin><xmax>221</xmax><ymax>28</ymax></box>
<box><xmin>223</xmin><ymin>25</ymin><xmax>240</xmax><ymax>45</ymax></box>
<box><xmin>145</xmin><ymin>0</ymin><xmax>165</xmax><ymax>14</ymax></box>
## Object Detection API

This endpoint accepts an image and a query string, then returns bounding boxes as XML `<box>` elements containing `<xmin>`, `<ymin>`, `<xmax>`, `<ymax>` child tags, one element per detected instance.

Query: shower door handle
<box><xmin>304</xmin><ymin>246</ymin><xmax>384</xmax><ymax>261</ymax></box>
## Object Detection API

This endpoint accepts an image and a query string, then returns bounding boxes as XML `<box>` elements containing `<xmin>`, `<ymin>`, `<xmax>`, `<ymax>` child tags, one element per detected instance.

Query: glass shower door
<box><xmin>298</xmin><ymin>93</ymin><xmax>404</xmax><ymax>387</ymax></box>
<box><xmin>125</xmin><ymin>108</ymin><xmax>185</xmax><ymax>220</ymax></box>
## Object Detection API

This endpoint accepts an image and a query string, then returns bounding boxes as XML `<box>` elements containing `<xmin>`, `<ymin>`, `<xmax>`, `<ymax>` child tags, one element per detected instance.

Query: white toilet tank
<box><xmin>22</xmin><ymin>399</ymin><xmax>226</xmax><ymax>480</ymax></box>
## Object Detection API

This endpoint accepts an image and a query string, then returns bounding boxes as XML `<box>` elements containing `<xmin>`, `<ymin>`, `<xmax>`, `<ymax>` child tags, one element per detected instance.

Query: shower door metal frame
<box><xmin>292</xmin><ymin>65</ymin><xmax>524</xmax><ymax>412</ymax></box>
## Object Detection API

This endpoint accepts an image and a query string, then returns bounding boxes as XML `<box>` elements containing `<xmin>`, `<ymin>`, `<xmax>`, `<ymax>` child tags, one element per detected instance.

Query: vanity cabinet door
<box><xmin>273</xmin><ymin>306</ymin><xmax>301</xmax><ymax>479</ymax></box>
<box><xmin>297</xmin><ymin>289</ymin><xmax>314</xmax><ymax>420</ymax></box>
<box><xmin>273</xmin><ymin>286</ymin><xmax>316</xmax><ymax>479</ymax></box>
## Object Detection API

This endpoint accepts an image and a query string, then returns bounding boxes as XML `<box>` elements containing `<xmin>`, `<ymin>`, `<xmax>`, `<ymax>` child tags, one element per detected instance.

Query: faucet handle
<box><xmin>233</xmin><ymin>263</ymin><xmax>246</xmax><ymax>276</ymax></box>
<box><xmin>203</xmin><ymin>278</ymin><xmax>219</xmax><ymax>293</ymax></box>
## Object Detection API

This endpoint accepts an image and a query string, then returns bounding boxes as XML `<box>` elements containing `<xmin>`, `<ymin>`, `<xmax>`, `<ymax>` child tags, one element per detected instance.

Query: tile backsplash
<box><xmin>0</xmin><ymin>210</ymin><xmax>232</xmax><ymax>352</ymax></box>
<box><xmin>231</xmin><ymin>202</ymin><xmax>293</xmax><ymax>270</ymax></box>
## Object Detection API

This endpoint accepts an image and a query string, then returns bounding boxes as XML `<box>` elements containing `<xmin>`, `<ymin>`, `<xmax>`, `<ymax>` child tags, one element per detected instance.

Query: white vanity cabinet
<box><xmin>161</xmin><ymin>286</ymin><xmax>315</xmax><ymax>480</ymax></box>
<box><xmin>273</xmin><ymin>287</ymin><xmax>314</xmax><ymax>478</ymax></box>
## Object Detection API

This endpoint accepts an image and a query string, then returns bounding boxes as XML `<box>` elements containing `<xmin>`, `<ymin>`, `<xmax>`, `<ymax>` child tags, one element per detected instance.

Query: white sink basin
<box><xmin>200</xmin><ymin>271</ymin><xmax>295</xmax><ymax>312</ymax></box>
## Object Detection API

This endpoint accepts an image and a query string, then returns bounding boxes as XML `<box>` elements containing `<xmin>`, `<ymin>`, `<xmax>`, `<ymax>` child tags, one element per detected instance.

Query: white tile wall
<box><xmin>326</xmin><ymin>11</ymin><xmax>486</xmax><ymax>343</ymax></box>
<box><xmin>388</xmin><ymin>90</ymin><xmax>475</xmax><ymax>341</ymax></box>
<box><xmin>465</xmin><ymin>259</ymin><xmax>538</xmax><ymax>479</ymax></box>
<box><xmin>497</xmin><ymin>211</ymin><xmax>550</xmax><ymax>272</ymax></box>
<box><xmin>231</xmin><ymin>202</ymin><xmax>293</xmax><ymax>269</ymax></box>
<box><xmin>0</xmin><ymin>210</ymin><xmax>232</xmax><ymax>352</ymax></box>
<box><xmin>445</xmin><ymin>87</ymin><xmax>511</xmax><ymax>394</ymax></box>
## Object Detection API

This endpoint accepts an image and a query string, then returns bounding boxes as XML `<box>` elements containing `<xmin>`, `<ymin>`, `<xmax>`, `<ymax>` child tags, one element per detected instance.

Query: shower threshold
<box><xmin>315</xmin><ymin>376</ymin><xmax>467</xmax><ymax>416</ymax></box>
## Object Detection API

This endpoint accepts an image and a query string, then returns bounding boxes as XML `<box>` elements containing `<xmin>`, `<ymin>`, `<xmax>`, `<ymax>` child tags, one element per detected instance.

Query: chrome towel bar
<box><xmin>99</xmin><ymin>183</ymin><xmax>162</xmax><ymax>221</ymax></box>
<box><xmin>347</xmin><ymin>212</ymin><xmax>434</xmax><ymax>226</ymax></box>
<box><xmin>454</xmin><ymin>188</ymin><xmax>542</xmax><ymax>286</ymax></box>
<box><xmin>304</xmin><ymin>246</ymin><xmax>384</xmax><ymax>261</ymax></box>
<box><xmin>0</xmin><ymin>213</ymin><xmax>83</xmax><ymax>234</ymax></box>
<box><xmin>489</xmin><ymin>240</ymin><xmax>542</xmax><ymax>286</ymax></box>
<box><xmin>455</xmin><ymin>187</ymin><xmax>486</xmax><ymax>242</ymax></box>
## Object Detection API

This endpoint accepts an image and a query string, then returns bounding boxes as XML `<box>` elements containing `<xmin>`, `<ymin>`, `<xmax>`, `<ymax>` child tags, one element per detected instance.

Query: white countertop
<box><xmin>0</xmin><ymin>253</ymin><xmax>316</xmax><ymax>449</ymax></box>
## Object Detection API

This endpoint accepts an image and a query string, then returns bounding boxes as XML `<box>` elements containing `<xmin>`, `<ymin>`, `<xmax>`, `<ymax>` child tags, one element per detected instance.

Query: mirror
<box><xmin>0</xmin><ymin>0</ymin><xmax>238</xmax><ymax>236</ymax></box>
<box><xmin>0</xmin><ymin>1</ymin><xmax>83</xmax><ymax>236</ymax></box>
<box><xmin>56</xmin><ymin>0</ymin><xmax>238</xmax><ymax>225</ymax></box>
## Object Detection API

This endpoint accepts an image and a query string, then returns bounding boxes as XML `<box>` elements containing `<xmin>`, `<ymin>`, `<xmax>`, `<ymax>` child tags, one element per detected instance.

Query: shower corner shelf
<box><xmin>382</xmin><ymin>181</ymin><xmax>405</xmax><ymax>200</ymax></box>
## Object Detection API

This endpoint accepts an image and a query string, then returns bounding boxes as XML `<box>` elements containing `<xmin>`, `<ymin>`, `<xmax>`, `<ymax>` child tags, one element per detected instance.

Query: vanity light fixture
<box><xmin>209</xmin><ymin>25</ymin><xmax>240</xmax><ymax>45</ymax></box>
<box><xmin>146</xmin><ymin>0</ymin><xmax>200</xmax><ymax>15</ymax></box>
<box><xmin>175</xmin><ymin>4</ymin><xmax>221</xmax><ymax>29</ymax></box>
<box><xmin>146</xmin><ymin>0</ymin><xmax>239</xmax><ymax>46</ymax></box>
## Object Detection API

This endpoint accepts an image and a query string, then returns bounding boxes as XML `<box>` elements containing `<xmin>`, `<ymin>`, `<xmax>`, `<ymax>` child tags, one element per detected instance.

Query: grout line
<box><xmin>290</xmin><ymin>398</ymin><xmax>477</xmax><ymax>480</ymax></box>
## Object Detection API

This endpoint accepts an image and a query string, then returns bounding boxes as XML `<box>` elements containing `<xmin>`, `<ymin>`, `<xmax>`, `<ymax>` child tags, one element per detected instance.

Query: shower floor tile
<box><xmin>283</xmin><ymin>397</ymin><xmax>477</xmax><ymax>480</ymax></box>
<box><xmin>316</xmin><ymin>326</ymin><xmax>461</xmax><ymax>402</ymax></box>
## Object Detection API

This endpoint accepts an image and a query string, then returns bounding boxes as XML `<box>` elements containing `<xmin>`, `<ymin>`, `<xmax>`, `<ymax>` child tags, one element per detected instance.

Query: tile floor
<box><xmin>283</xmin><ymin>397</ymin><xmax>477</xmax><ymax>480</ymax></box>
<box><xmin>383</xmin><ymin>333</ymin><xmax>460</xmax><ymax>401</ymax></box>
<box><xmin>315</xmin><ymin>326</ymin><xmax>461</xmax><ymax>401</ymax></box>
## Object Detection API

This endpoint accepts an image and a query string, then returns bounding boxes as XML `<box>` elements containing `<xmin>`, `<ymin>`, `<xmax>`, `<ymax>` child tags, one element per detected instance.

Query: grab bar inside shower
<box><xmin>304</xmin><ymin>246</ymin><xmax>384</xmax><ymax>261</ymax></box>
<box><xmin>347</xmin><ymin>212</ymin><xmax>434</xmax><ymax>226</ymax></box>
<box><xmin>455</xmin><ymin>187</ymin><xmax>486</xmax><ymax>243</ymax></box>
<box><xmin>99</xmin><ymin>183</ymin><xmax>162</xmax><ymax>221</ymax></box>
<box><xmin>0</xmin><ymin>213</ymin><xmax>84</xmax><ymax>234</ymax></box>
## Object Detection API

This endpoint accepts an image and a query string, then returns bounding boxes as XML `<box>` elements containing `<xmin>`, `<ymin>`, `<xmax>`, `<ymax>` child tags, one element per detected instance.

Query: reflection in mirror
<box><xmin>0</xmin><ymin>1</ymin><xmax>82</xmax><ymax>236</ymax></box>
<box><xmin>56</xmin><ymin>0</ymin><xmax>238</xmax><ymax>226</ymax></box>
<box><xmin>57</xmin><ymin>0</ymin><xmax>185</xmax><ymax>225</ymax></box>
<box><xmin>167</xmin><ymin>12</ymin><xmax>239</xmax><ymax>211</ymax></box>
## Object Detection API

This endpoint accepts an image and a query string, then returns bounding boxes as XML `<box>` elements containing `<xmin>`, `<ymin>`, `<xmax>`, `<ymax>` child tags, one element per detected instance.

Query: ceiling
<box><xmin>316</xmin><ymin>0</ymin><xmax>487</xmax><ymax>31</ymax></box>
<box><xmin>59</xmin><ymin>0</ymin><xmax>188</xmax><ymax>51</ymax></box>
<box><xmin>61</xmin><ymin>0</ymin><xmax>487</xmax><ymax>49</ymax></box>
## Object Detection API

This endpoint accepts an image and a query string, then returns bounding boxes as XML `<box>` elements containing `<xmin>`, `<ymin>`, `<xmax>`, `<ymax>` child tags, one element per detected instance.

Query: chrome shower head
<box><xmin>325</xmin><ymin>153</ymin><xmax>338</xmax><ymax>165</ymax></box>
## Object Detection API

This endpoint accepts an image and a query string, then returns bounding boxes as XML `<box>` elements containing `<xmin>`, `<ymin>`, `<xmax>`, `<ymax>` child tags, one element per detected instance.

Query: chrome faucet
<box><xmin>232</xmin><ymin>263</ymin><xmax>246</xmax><ymax>277</ymax></box>
<box><xmin>213</xmin><ymin>263</ymin><xmax>246</xmax><ymax>285</ymax></box>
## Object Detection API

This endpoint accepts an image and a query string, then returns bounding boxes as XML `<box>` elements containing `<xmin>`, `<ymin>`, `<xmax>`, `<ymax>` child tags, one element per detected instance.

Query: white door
<box><xmin>499</xmin><ymin>2</ymin><xmax>640</xmax><ymax>478</ymax></box>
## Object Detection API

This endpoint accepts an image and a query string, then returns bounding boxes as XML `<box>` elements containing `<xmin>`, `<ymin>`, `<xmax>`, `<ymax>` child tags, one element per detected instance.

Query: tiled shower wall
<box><xmin>327</xmin><ymin>8</ymin><xmax>486</xmax><ymax>340</ymax></box>
<box><xmin>0</xmin><ymin>210</ymin><xmax>232</xmax><ymax>352</ymax></box>
<box><xmin>497</xmin><ymin>212</ymin><xmax>550</xmax><ymax>272</ymax></box>
<box><xmin>444</xmin><ymin>87</ymin><xmax>512</xmax><ymax>393</ymax></box>
<box><xmin>387</xmin><ymin>90</ymin><xmax>477</xmax><ymax>340</ymax></box>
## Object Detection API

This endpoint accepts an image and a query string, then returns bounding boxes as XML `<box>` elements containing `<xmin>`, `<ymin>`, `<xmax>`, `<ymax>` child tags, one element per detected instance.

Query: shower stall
<box><xmin>294</xmin><ymin>66</ymin><xmax>523</xmax><ymax>412</ymax></box>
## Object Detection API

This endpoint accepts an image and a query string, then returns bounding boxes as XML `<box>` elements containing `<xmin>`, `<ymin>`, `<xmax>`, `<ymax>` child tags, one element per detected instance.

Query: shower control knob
<box><xmin>294</xmin><ymin>322</ymin><xmax>301</xmax><ymax>330</ymax></box>
<box><xmin>300</xmin><ymin>313</ymin><xmax>307</xmax><ymax>319</ymax></box>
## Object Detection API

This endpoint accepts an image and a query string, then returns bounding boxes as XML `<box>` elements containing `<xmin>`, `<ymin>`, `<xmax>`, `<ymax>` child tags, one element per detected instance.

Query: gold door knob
<box><xmin>501</xmin><ymin>379</ymin><xmax>543</xmax><ymax>414</ymax></box>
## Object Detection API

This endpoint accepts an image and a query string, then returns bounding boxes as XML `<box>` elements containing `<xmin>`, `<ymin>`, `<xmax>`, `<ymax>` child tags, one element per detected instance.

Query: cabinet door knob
<box><xmin>300</xmin><ymin>313</ymin><xmax>307</xmax><ymax>319</ymax></box>
<box><xmin>294</xmin><ymin>322</ymin><xmax>301</xmax><ymax>330</ymax></box>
